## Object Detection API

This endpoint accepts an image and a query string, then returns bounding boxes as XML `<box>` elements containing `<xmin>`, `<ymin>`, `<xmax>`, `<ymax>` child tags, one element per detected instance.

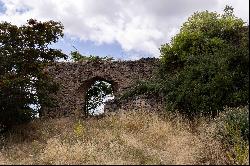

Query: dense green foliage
<box><xmin>123</xmin><ymin>6</ymin><xmax>249</xmax><ymax>118</ymax></box>
<box><xmin>120</xmin><ymin>80</ymin><xmax>164</xmax><ymax>100</ymax></box>
<box><xmin>217</xmin><ymin>107</ymin><xmax>249</xmax><ymax>142</ymax></box>
<box><xmin>0</xmin><ymin>19</ymin><xmax>67</xmax><ymax>128</ymax></box>
<box><xmin>216</xmin><ymin>106</ymin><xmax>249</xmax><ymax>164</ymax></box>
<box><xmin>161</xmin><ymin>43</ymin><xmax>248</xmax><ymax>117</ymax></box>
<box><xmin>159</xmin><ymin>6</ymin><xmax>249</xmax><ymax>117</ymax></box>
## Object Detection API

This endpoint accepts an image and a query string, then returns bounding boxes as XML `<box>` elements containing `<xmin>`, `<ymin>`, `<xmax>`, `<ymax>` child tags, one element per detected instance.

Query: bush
<box><xmin>215</xmin><ymin>106</ymin><xmax>249</xmax><ymax>165</ymax></box>
<box><xmin>157</xmin><ymin>6</ymin><xmax>249</xmax><ymax>117</ymax></box>
<box><xmin>120</xmin><ymin>80</ymin><xmax>165</xmax><ymax>100</ymax></box>
<box><xmin>164</xmin><ymin>44</ymin><xmax>248</xmax><ymax>117</ymax></box>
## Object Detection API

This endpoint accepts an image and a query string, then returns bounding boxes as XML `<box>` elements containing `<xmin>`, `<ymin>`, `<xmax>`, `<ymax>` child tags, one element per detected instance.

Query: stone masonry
<box><xmin>42</xmin><ymin>58</ymin><xmax>162</xmax><ymax>118</ymax></box>
<box><xmin>104</xmin><ymin>94</ymin><xmax>165</xmax><ymax>116</ymax></box>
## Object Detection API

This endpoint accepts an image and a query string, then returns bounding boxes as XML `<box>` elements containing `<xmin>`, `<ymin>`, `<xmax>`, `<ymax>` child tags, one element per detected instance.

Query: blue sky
<box><xmin>51</xmin><ymin>36</ymin><xmax>152</xmax><ymax>60</ymax></box>
<box><xmin>0</xmin><ymin>1</ymin><xmax>6</xmax><ymax>13</ymax></box>
<box><xmin>0</xmin><ymin>0</ymin><xmax>249</xmax><ymax>60</ymax></box>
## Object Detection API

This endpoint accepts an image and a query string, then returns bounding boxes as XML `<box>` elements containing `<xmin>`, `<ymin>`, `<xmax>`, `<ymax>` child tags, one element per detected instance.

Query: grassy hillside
<box><xmin>0</xmin><ymin>109</ymin><xmax>248</xmax><ymax>165</ymax></box>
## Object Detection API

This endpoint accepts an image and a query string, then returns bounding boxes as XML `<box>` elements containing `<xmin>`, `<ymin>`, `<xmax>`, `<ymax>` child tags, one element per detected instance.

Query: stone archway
<box><xmin>42</xmin><ymin>58</ymin><xmax>160</xmax><ymax>118</ymax></box>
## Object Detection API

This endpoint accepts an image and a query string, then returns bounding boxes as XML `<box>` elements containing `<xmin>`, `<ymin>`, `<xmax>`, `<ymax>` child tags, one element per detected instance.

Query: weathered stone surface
<box><xmin>42</xmin><ymin>58</ymin><xmax>162</xmax><ymax>118</ymax></box>
<box><xmin>104</xmin><ymin>94</ymin><xmax>165</xmax><ymax>115</ymax></box>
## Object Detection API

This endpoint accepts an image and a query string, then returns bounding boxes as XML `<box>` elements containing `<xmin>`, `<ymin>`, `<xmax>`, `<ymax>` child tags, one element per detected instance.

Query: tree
<box><xmin>0</xmin><ymin>19</ymin><xmax>67</xmax><ymax>129</ymax></box>
<box><xmin>159</xmin><ymin>6</ymin><xmax>249</xmax><ymax>117</ymax></box>
<box><xmin>160</xmin><ymin>6</ymin><xmax>246</xmax><ymax>72</ymax></box>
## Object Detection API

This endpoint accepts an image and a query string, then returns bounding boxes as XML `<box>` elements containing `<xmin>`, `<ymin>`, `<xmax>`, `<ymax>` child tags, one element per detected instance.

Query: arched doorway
<box><xmin>84</xmin><ymin>77</ymin><xmax>117</xmax><ymax>117</ymax></box>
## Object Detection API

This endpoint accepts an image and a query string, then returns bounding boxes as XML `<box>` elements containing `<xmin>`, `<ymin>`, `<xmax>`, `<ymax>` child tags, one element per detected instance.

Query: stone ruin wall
<box><xmin>42</xmin><ymin>58</ymin><xmax>165</xmax><ymax>118</ymax></box>
<box><xmin>104</xmin><ymin>94</ymin><xmax>165</xmax><ymax>116</ymax></box>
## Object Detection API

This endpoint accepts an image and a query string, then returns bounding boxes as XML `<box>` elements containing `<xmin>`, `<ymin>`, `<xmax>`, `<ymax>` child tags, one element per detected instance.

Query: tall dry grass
<box><xmin>0</xmin><ymin>109</ymin><xmax>248</xmax><ymax>165</ymax></box>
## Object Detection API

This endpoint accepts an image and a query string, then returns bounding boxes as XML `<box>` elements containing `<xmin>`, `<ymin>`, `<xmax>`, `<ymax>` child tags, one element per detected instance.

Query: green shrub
<box><xmin>157</xmin><ymin>6</ymin><xmax>249</xmax><ymax>117</ymax></box>
<box><xmin>218</xmin><ymin>107</ymin><xmax>249</xmax><ymax>141</ymax></box>
<box><xmin>120</xmin><ymin>80</ymin><xmax>165</xmax><ymax>100</ymax></box>
<box><xmin>164</xmin><ymin>44</ymin><xmax>248</xmax><ymax>118</ymax></box>
<box><xmin>216</xmin><ymin>106</ymin><xmax>249</xmax><ymax>165</ymax></box>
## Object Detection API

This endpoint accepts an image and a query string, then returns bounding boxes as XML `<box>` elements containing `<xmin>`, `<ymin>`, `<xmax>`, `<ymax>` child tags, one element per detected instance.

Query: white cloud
<box><xmin>0</xmin><ymin>0</ymin><xmax>249</xmax><ymax>57</ymax></box>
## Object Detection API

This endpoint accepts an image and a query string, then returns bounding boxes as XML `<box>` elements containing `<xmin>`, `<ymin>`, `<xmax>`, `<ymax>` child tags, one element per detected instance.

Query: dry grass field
<box><xmin>0</xmin><ymin>109</ymin><xmax>248</xmax><ymax>165</ymax></box>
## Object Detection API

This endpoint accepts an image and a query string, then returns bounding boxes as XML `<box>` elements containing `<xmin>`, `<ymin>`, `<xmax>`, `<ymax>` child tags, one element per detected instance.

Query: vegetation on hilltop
<box><xmin>70</xmin><ymin>50</ymin><xmax>114</xmax><ymax>62</ymax></box>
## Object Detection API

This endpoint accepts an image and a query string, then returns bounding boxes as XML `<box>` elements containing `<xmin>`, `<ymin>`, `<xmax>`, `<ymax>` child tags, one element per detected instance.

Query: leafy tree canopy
<box><xmin>0</xmin><ymin>19</ymin><xmax>67</xmax><ymax>129</ymax></box>
<box><xmin>159</xmin><ymin>6</ymin><xmax>249</xmax><ymax>117</ymax></box>
<box><xmin>160</xmin><ymin>6</ymin><xmax>246</xmax><ymax>72</ymax></box>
